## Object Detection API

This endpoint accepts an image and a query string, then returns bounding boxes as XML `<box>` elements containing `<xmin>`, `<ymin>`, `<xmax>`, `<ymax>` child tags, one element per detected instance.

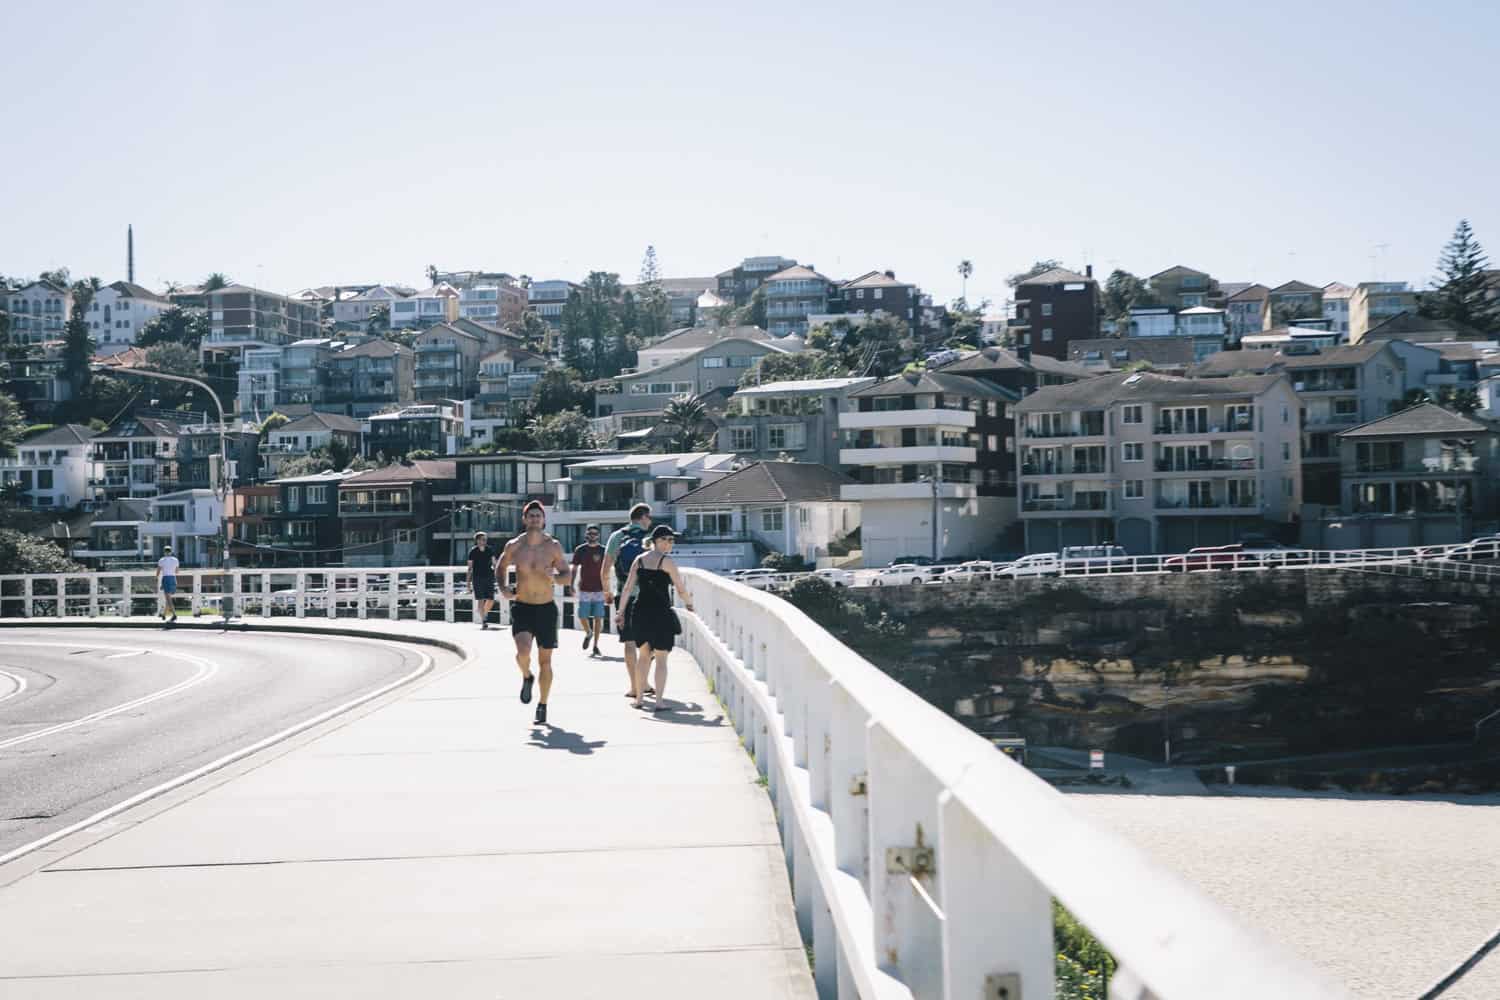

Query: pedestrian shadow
<box><xmin>648</xmin><ymin>700</ymin><xmax>725</xmax><ymax>728</ymax></box>
<box><xmin>527</xmin><ymin>723</ymin><xmax>607</xmax><ymax>755</ymax></box>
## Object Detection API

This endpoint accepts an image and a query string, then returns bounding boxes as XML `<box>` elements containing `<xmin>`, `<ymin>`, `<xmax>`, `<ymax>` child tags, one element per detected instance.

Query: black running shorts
<box><xmin>472</xmin><ymin>577</ymin><xmax>496</xmax><ymax>601</ymax></box>
<box><xmin>510</xmin><ymin>600</ymin><xmax>558</xmax><ymax>650</ymax></box>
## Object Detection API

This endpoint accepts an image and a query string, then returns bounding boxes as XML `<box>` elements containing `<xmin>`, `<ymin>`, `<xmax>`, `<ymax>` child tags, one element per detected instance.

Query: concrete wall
<box><xmin>861</xmin><ymin>494</ymin><xmax>1013</xmax><ymax>566</ymax></box>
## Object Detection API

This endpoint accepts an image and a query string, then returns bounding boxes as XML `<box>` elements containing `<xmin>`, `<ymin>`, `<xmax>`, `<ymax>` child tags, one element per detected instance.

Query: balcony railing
<box><xmin>1021</xmin><ymin>496</ymin><xmax>1111</xmax><ymax>512</ymax></box>
<box><xmin>1155</xmin><ymin>419</ymin><xmax>1253</xmax><ymax>435</ymax></box>
<box><xmin>338</xmin><ymin>502</ymin><xmax>413</xmax><ymax>516</ymax></box>
<box><xmin>1154</xmin><ymin>458</ymin><xmax>1256</xmax><ymax>472</ymax></box>
<box><xmin>1155</xmin><ymin>497</ymin><xmax>1258</xmax><ymax>510</ymax></box>
<box><xmin>1020</xmin><ymin>463</ymin><xmax>1107</xmax><ymax>476</ymax></box>
<box><xmin>1022</xmin><ymin>425</ymin><xmax>1104</xmax><ymax>439</ymax></box>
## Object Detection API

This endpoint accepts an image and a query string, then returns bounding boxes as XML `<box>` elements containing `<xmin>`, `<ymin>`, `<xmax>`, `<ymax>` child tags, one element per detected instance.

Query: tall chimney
<box><xmin>1085</xmin><ymin>263</ymin><xmax>1093</xmax><ymax>279</ymax></box>
<box><xmin>128</xmin><ymin>224</ymin><xmax>135</xmax><ymax>283</ymax></box>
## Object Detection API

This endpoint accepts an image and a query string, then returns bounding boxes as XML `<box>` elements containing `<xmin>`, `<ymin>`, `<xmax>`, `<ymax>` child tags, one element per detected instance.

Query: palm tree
<box><xmin>203</xmin><ymin>273</ymin><xmax>231</xmax><ymax>291</ymax></box>
<box><xmin>425</xmin><ymin>264</ymin><xmax>439</xmax><ymax>287</ymax></box>
<box><xmin>163</xmin><ymin>280</ymin><xmax>183</xmax><ymax>295</ymax></box>
<box><xmin>957</xmin><ymin>260</ymin><xmax>974</xmax><ymax>303</ymax></box>
<box><xmin>661</xmin><ymin>395</ymin><xmax>709</xmax><ymax>451</ymax></box>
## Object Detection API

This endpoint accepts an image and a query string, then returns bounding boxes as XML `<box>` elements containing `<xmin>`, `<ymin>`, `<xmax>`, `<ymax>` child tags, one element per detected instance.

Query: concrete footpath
<box><xmin>0</xmin><ymin>618</ymin><xmax>815</xmax><ymax>999</ymax></box>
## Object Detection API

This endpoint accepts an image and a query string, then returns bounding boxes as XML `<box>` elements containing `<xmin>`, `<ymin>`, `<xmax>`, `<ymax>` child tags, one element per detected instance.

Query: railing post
<box><xmin>88</xmin><ymin>574</ymin><xmax>98</xmax><ymax>618</ymax></box>
<box><xmin>867</xmin><ymin>720</ymin><xmax>944</xmax><ymax>999</ymax></box>
<box><xmin>936</xmin><ymin>784</ymin><xmax>1053</xmax><ymax>1000</ymax></box>
<box><xmin>295</xmin><ymin>572</ymin><xmax>306</xmax><ymax>619</ymax></box>
<box><xmin>24</xmin><ymin>575</ymin><xmax>33</xmax><ymax>619</ymax></box>
<box><xmin>443</xmin><ymin>571</ymin><xmax>455</xmax><ymax>623</ymax></box>
<box><xmin>829</xmin><ymin>680</ymin><xmax>871</xmax><ymax>891</ymax></box>
<box><xmin>388</xmin><ymin>571</ymin><xmax>399</xmax><ymax>620</ymax></box>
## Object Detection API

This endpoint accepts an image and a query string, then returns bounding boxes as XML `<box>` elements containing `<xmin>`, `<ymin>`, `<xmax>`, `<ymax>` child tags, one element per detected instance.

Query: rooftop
<box><xmin>1014</xmin><ymin>371</ymin><xmax>1287</xmax><ymax>413</ymax></box>
<box><xmin>1014</xmin><ymin>266</ymin><xmax>1092</xmax><ymax>286</ymax></box>
<box><xmin>107</xmin><ymin>280</ymin><xmax>171</xmax><ymax>304</ymax></box>
<box><xmin>342</xmin><ymin>460</ymin><xmax>457</xmax><ymax>485</ymax></box>
<box><xmin>764</xmin><ymin>265</ymin><xmax>829</xmax><ymax>283</ymax></box>
<box><xmin>1189</xmin><ymin>342</ymin><xmax>1393</xmax><ymax>376</ymax></box>
<box><xmin>850</xmin><ymin>369</ymin><xmax>1017</xmax><ymax>400</ymax></box>
<box><xmin>732</xmin><ymin>377</ymin><xmax>877</xmax><ymax>397</ymax></box>
<box><xmin>1338</xmin><ymin>403</ymin><xmax>1493</xmax><ymax>439</ymax></box>
<box><xmin>933</xmin><ymin>346</ymin><xmax>1094</xmax><ymax>379</ymax></box>
<box><xmin>276</xmin><ymin>412</ymin><xmax>365</xmax><ymax>434</ymax></box>
<box><xmin>19</xmin><ymin>423</ymin><xmax>97</xmax><ymax>447</ymax></box>
<box><xmin>1363</xmin><ymin>312</ymin><xmax>1489</xmax><ymax>343</ymax></box>
<box><xmin>1068</xmin><ymin>337</ymin><xmax>1199</xmax><ymax>368</ymax></box>
<box><xmin>672</xmin><ymin>461</ymin><xmax>852</xmax><ymax>507</ymax></box>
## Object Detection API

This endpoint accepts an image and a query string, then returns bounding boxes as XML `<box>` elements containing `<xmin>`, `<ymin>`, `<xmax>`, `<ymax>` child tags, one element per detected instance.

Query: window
<box><xmin>290</xmin><ymin>521</ymin><xmax>314</xmax><ymax>539</ymax></box>
<box><xmin>1282</xmin><ymin>442</ymin><xmax>1291</xmax><ymax>461</ymax></box>
<box><xmin>767</xmin><ymin>424</ymin><xmax>805</xmax><ymax>450</ymax></box>
<box><xmin>799</xmin><ymin>507</ymin><xmax>809</xmax><ymax>525</ymax></box>
<box><xmin>702</xmin><ymin>357</ymin><xmax>724</xmax><ymax>368</ymax></box>
<box><xmin>1334</xmin><ymin>398</ymin><xmax>1358</xmax><ymax>417</ymax></box>
<box><xmin>287</xmin><ymin>486</ymin><xmax>302</xmax><ymax>512</ymax></box>
<box><xmin>1123</xmin><ymin>442</ymin><xmax>1144</xmax><ymax>462</ymax></box>
<box><xmin>1041</xmin><ymin>328</ymin><xmax>1053</xmax><ymax>341</ymax></box>
<box><xmin>306</xmin><ymin>485</ymin><xmax>328</xmax><ymax>505</ymax></box>
<box><xmin>1122</xmin><ymin>404</ymin><xmax>1142</xmax><ymax>424</ymax></box>
<box><xmin>649</xmin><ymin>383</ymin><xmax>673</xmax><ymax>395</ymax></box>
<box><xmin>986</xmin><ymin>435</ymin><xmax>998</xmax><ymax>451</ymax></box>
<box><xmin>630</xmin><ymin>384</ymin><xmax>650</xmax><ymax>394</ymax></box>
<box><xmin>729</xmin><ymin>427</ymin><xmax>755</xmax><ymax>451</ymax></box>
<box><xmin>727</xmin><ymin>356</ymin><xmax>753</xmax><ymax>368</ymax></box>
<box><xmin>395</xmin><ymin>530</ymin><xmax>417</xmax><ymax>545</ymax></box>
<box><xmin>873</xmin><ymin>288</ymin><xmax>883</xmax><ymax>300</ymax></box>
<box><xmin>1123</xmin><ymin>480</ymin><xmax>1144</xmax><ymax>499</ymax></box>
<box><xmin>761</xmin><ymin>509</ymin><xmax>784</xmax><ymax>532</ymax></box>
<box><xmin>1041</xmin><ymin>303</ymin><xmax>1053</xmax><ymax>317</ymax></box>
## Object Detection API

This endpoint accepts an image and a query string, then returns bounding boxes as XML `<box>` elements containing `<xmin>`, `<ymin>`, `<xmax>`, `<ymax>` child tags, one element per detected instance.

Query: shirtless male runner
<box><xmin>495</xmin><ymin>500</ymin><xmax>573</xmax><ymax>725</ymax></box>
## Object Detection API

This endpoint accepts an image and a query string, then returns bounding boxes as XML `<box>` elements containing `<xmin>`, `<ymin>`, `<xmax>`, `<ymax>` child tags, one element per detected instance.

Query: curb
<box><xmin>0</xmin><ymin>618</ymin><xmax>472</xmax><ymax>660</ymax></box>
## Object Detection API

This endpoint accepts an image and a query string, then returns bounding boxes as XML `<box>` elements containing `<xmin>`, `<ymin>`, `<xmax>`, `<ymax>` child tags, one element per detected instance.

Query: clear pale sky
<box><xmin>3</xmin><ymin>0</ymin><xmax>1495</xmax><ymax>309</ymax></box>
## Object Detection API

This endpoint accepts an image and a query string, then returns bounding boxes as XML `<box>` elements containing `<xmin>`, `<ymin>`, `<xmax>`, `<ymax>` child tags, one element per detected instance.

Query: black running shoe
<box><xmin>534</xmin><ymin>703</ymin><xmax>547</xmax><ymax>725</ymax></box>
<box><xmin>582</xmin><ymin>631</ymin><xmax>591</xmax><ymax>650</ymax></box>
<box><xmin>520</xmin><ymin>674</ymin><xmax>534</xmax><ymax>704</ymax></box>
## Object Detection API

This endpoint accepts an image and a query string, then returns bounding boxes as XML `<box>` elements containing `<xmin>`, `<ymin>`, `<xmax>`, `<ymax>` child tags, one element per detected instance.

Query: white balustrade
<box><xmin>676</xmin><ymin>568</ymin><xmax>1347</xmax><ymax>999</ymax></box>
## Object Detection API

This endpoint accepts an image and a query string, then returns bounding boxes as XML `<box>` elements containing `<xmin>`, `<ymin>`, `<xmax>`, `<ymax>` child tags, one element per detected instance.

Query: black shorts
<box><xmin>472</xmin><ymin>577</ymin><xmax>496</xmax><ymax>601</ymax></box>
<box><xmin>510</xmin><ymin>600</ymin><xmax>558</xmax><ymax>650</ymax></box>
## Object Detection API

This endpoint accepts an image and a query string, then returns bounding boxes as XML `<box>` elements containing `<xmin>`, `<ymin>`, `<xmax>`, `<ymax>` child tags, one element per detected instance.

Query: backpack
<box><xmin>615</xmin><ymin>527</ymin><xmax>646</xmax><ymax>583</ymax></box>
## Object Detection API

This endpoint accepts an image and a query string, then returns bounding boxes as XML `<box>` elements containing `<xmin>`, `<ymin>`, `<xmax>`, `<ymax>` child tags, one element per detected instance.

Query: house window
<box><xmin>306</xmin><ymin>485</ymin><xmax>328</xmax><ymax>505</ymax></box>
<box><xmin>727</xmin><ymin>357</ymin><xmax>752</xmax><ymax>368</ymax></box>
<box><xmin>729</xmin><ymin>427</ymin><xmax>755</xmax><ymax>451</ymax></box>
<box><xmin>1041</xmin><ymin>328</ymin><xmax>1054</xmax><ymax>341</ymax></box>
<box><xmin>395</xmin><ymin>529</ymin><xmax>417</xmax><ymax>544</ymax></box>
<box><xmin>767</xmin><ymin>424</ymin><xmax>805</xmax><ymax>450</ymax></box>
<box><xmin>1282</xmin><ymin>442</ymin><xmax>1291</xmax><ymax>460</ymax></box>
<box><xmin>1123</xmin><ymin>443</ymin><xmax>1144</xmax><ymax>462</ymax></box>
<box><xmin>630</xmin><ymin>384</ymin><xmax>650</xmax><ymax>394</ymax></box>
<box><xmin>1334</xmin><ymin>398</ymin><xmax>1358</xmax><ymax>417</ymax></box>
<box><xmin>290</xmin><ymin>521</ymin><xmax>314</xmax><ymax>539</ymax></box>
<box><xmin>1123</xmin><ymin>480</ymin><xmax>1144</xmax><ymax>499</ymax></box>
<box><xmin>702</xmin><ymin>357</ymin><xmax>725</xmax><ymax>368</ymax></box>
<box><xmin>649</xmin><ymin>383</ymin><xmax>673</xmax><ymax>394</ymax></box>
<box><xmin>799</xmin><ymin>507</ymin><xmax>809</xmax><ymax>525</ymax></box>
<box><xmin>287</xmin><ymin>487</ymin><xmax>302</xmax><ymax>512</ymax></box>
<box><xmin>873</xmin><ymin>289</ymin><xmax>883</xmax><ymax>300</ymax></box>
<box><xmin>761</xmin><ymin>509</ymin><xmax>784</xmax><ymax>532</ymax></box>
<box><xmin>1041</xmin><ymin>303</ymin><xmax>1053</xmax><ymax>317</ymax></box>
<box><xmin>1122</xmin><ymin>404</ymin><xmax>1143</xmax><ymax>424</ymax></box>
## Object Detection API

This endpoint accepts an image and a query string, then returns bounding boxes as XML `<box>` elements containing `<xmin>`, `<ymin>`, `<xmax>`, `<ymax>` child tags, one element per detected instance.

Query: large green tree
<box><xmin>957</xmin><ymin>260</ymin><xmax>974</xmax><ymax>302</ymax></box>
<box><xmin>1102</xmin><ymin>269</ymin><xmax>1149</xmax><ymax>321</ymax></box>
<box><xmin>0</xmin><ymin>527</ymin><xmax>84</xmax><ymax>575</ymax></box>
<box><xmin>528</xmin><ymin>408</ymin><xmax>596</xmax><ymax>451</ymax></box>
<box><xmin>1422</xmin><ymin>220</ymin><xmax>1499</xmax><ymax>333</ymax></box>
<box><xmin>0</xmin><ymin>389</ymin><xmax>25</xmax><ymax>457</ymax></box>
<box><xmin>203</xmin><ymin>273</ymin><xmax>232</xmax><ymax>291</ymax></box>
<box><xmin>738</xmin><ymin>349</ymin><xmax>844</xmax><ymax>388</ymax></box>
<box><xmin>137</xmin><ymin>306</ymin><xmax>210</xmax><ymax>350</ymax></box>
<box><xmin>514</xmin><ymin>310</ymin><xmax>552</xmax><ymax>354</ymax></box>
<box><xmin>530</xmin><ymin>366</ymin><xmax>591</xmax><ymax>416</ymax></box>
<box><xmin>660</xmin><ymin>395</ymin><xmax>711</xmax><ymax>451</ymax></box>
<box><xmin>560</xmin><ymin>272</ymin><xmax>623</xmax><ymax>380</ymax></box>
<box><xmin>141</xmin><ymin>343</ymin><xmax>208</xmax><ymax>410</ymax></box>
<box><xmin>61</xmin><ymin>312</ymin><xmax>96</xmax><ymax>390</ymax></box>
<box><xmin>637</xmin><ymin>246</ymin><xmax>671</xmax><ymax>342</ymax></box>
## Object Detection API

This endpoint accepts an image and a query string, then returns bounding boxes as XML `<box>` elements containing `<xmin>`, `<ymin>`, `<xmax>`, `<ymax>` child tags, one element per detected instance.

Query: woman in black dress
<box><xmin>615</xmin><ymin>525</ymin><xmax>694</xmax><ymax>711</ymax></box>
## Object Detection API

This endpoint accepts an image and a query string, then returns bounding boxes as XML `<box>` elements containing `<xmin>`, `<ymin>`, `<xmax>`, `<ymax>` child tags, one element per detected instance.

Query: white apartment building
<box><xmin>0</xmin><ymin>424</ymin><xmax>97</xmax><ymax>509</ymax></box>
<box><xmin>392</xmin><ymin>283</ymin><xmax>459</xmax><ymax>329</ymax></box>
<box><xmin>332</xmin><ymin>285</ymin><xmax>410</xmax><ymax>327</ymax></box>
<box><xmin>838</xmin><ymin>370</ymin><xmax>1018</xmax><ymax>566</ymax></box>
<box><xmin>549</xmin><ymin>452</ymin><xmax>737</xmax><ymax>540</ymax></box>
<box><xmin>238</xmin><ymin>347</ymin><xmax>283</xmax><ymax>417</ymax></box>
<box><xmin>140</xmin><ymin>489</ymin><xmax>226</xmax><ymax>565</ymax></box>
<box><xmin>88</xmin><ymin>281</ymin><xmax>172</xmax><ymax>355</ymax></box>
<box><xmin>527</xmin><ymin>279</ymin><xmax>575</xmax><ymax>329</ymax></box>
<box><xmin>1014</xmin><ymin>371</ymin><xmax>1303</xmax><ymax>554</ymax></box>
<box><xmin>6</xmin><ymin>281</ymin><xmax>72</xmax><ymax>345</ymax></box>
<box><xmin>1322</xmin><ymin>282</ymin><xmax>1353</xmax><ymax>340</ymax></box>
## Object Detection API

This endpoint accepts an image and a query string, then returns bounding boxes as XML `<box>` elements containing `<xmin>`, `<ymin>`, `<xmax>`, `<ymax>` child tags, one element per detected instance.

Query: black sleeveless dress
<box><xmin>632</xmin><ymin>556</ymin><xmax>680</xmax><ymax>652</ymax></box>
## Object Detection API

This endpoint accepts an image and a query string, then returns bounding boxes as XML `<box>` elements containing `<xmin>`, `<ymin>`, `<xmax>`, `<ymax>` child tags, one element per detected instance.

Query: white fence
<box><xmin>678</xmin><ymin>568</ymin><xmax>1348</xmax><ymax>999</ymax></box>
<box><xmin>0</xmin><ymin>567</ymin><xmax>593</xmax><ymax>625</ymax></box>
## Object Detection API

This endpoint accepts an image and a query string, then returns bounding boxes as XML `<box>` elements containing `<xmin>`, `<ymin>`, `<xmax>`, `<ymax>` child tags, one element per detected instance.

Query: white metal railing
<box><xmin>0</xmin><ymin>567</ymin><xmax>598</xmax><ymax>628</ymax></box>
<box><xmin>677</xmin><ymin>569</ymin><xmax>1348</xmax><ymax>999</ymax></box>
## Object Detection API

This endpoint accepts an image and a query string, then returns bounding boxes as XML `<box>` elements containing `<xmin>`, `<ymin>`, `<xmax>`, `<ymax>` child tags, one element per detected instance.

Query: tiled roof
<box><xmin>278</xmin><ymin>412</ymin><xmax>364</xmax><ymax>434</ymax></box>
<box><xmin>671</xmin><ymin>462</ymin><xmax>852</xmax><ymax>506</ymax></box>
<box><xmin>764</xmin><ymin>265</ymin><xmax>829</xmax><ymax>283</ymax></box>
<box><xmin>1014</xmin><ymin>371</ymin><xmax>1287</xmax><ymax>413</ymax></box>
<box><xmin>652</xmin><ymin>325</ymin><xmax>774</xmax><ymax>349</ymax></box>
<box><xmin>1227</xmin><ymin>284</ymin><xmax>1270</xmax><ymax>302</ymax></box>
<box><xmin>933</xmin><ymin>346</ymin><xmax>1092</xmax><ymax>379</ymax></box>
<box><xmin>1189</xmin><ymin>342</ymin><xmax>1391</xmax><ymax>376</ymax></box>
<box><xmin>1014</xmin><ymin>267</ymin><xmax>1092</xmax><ymax>286</ymax></box>
<box><xmin>841</xmin><ymin>270</ymin><xmax>911</xmax><ymax>289</ymax></box>
<box><xmin>342</xmin><ymin>460</ymin><xmax>457</xmax><ymax>485</ymax></box>
<box><xmin>107</xmin><ymin>280</ymin><xmax>171</xmax><ymax>303</ymax></box>
<box><xmin>850</xmin><ymin>369</ymin><xmax>1017</xmax><ymax>400</ymax></box>
<box><xmin>1271</xmin><ymin>280</ymin><xmax>1322</xmax><ymax>294</ymax></box>
<box><xmin>1149</xmin><ymin>265</ymin><xmax>1210</xmax><ymax>280</ymax></box>
<box><xmin>21</xmin><ymin>423</ymin><xmax>96</xmax><ymax>446</ymax></box>
<box><xmin>336</xmin><ymin>339</ymin><xmax>407</xmax><ymax>359</ymax></box>
<box><xmin>1338</xmin><ymin>403</ymin><xmax>1492</xmax><ymax>438</ymax></box>
<box><xmin>1068</xmin><ymin>337</ymin><xmax>1198</xmax><ymax>368</ymax></box>
<box><xmin>732</xmin><ymin>377</ymin><xmax>876</xmax><ymax>397</ymax></box>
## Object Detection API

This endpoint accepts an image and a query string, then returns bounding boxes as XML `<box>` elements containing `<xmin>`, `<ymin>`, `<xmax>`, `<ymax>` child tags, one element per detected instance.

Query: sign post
<box><xmin>1089</xmin><ymin>749</ymin><xmax>1105</xmax><ymax>770</ymax></box>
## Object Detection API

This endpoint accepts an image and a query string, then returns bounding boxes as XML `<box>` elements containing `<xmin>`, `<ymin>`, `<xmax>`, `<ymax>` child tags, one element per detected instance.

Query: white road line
<box><xmin>0</xmin><ymin>644</ymin><xmax>218</xmax><ymax>752</ymax></box>
<box><xmin>0</xmin><ymin>639</ymin><xmax>436</xmax><ymax>869</ymax></box>
<box><xmin>103</xmin><ymin>650</ymin><xmax>146</xmax><ymax>660</ymax></box>
<box><xmin>0</xmin><ymin>669</ymin><xmax>26</xmax><ymax>707</ymax></box>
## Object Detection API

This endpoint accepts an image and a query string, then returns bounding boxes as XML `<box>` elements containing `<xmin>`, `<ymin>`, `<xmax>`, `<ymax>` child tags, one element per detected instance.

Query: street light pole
<box><xmin>91</xmin><ymin>365</ymin><xmax>231</xmax><ymax>572</ymax></box>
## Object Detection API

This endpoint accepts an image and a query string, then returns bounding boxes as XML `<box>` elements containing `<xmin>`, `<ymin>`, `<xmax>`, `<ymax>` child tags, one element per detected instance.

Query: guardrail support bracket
<box><xmin>885</xmin><ymin>844</ymin><xmax>935</xmax><ymax>876</ymax></box>
<box><xmin>848</xmin><ymin>773</ymin><xmax>867</xmax><ymax>796</ymax></box>
<box><xmin>983</xmin><ymin>972</ymin><xmax>1021</xmax><ymax>999</ymax></box>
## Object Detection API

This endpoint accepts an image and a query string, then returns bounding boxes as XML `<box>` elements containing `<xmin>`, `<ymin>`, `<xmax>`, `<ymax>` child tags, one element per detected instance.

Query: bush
<box><xmin>0</xmin><ymin>528</ymin><xmax>84</xmax><ymax>575</ymax></box>
<box><xmin>761</xmin><ymin>551</ymin><xmax>808</xmax><ymax>572</ymax></box>
<box><xmin>1054</xmin><ymin>900</ymin><xmax>1116</xmax><ymax>991</ymax></box>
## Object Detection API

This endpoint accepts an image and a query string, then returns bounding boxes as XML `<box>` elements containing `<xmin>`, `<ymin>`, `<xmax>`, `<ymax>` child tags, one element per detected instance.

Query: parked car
<box><xmin>1163</xmin><ymin>544</ymin><xmax>1246</xmax><ymax>572</ymax></box>
<box><xmin>1237</xmin><ymin>537</ymin><xmax>1314</xmax><ymax>567</ymax></box>
<box><xmin>1442</xmin><ymin>535</ymin><xmax>1500</xmax><ymax>562</ymax></box>
<box><xmin>812</xmin><ymin>567</ymin><xmax>855</xmax><ymax>588</ymax></box>
<box><xmin>733</xmin><ymin>569</ymin><xmax>781</xmax><ymax>590</ymax></box>
<box><xmin>938</xmin><ymin>561</ymin><xmax>995</xmax><ymax>583</ymax></box>
<box><xmin>1058</xmin><ymin>544</ymin><xmax>1133</xmax><ymax>573</ymax></box>
<box><xmin>892</xmin><ymin>555</ymin><xmax>936</xmax><ymax>566</ymax></box>
<box><xmin>994</xmin><ymin>553</ymin><xmax>1062</xmax><ymax>578</ymax></box>
<box><xmin>872</xmin><ymin>564</ymin><xmax>929</xmax><ymax>586</ymax></box>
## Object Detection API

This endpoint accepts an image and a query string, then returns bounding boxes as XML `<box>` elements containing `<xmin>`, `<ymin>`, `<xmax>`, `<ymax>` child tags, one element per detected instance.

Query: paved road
<box><xmin>1071</xmin><ymin>789</ymin><xmax>1500</xmax><ymax>999</ymax></box>
<box><xmin>0</xmin><ymin>628</ymin><xmax>451</xmax><ymax>859</ymax></box>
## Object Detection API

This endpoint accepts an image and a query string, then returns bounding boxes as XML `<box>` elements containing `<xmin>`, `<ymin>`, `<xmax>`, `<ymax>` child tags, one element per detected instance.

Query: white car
<box><xmin>872</xmin><ymin>564</ymin><xmax>929</xmax><ymax>586</ymax></box>
<box><xmin>813</xmin><ymin>567</ymin><xmax>855</xmax><ymax>588</ymax></box>
<box><xmin>734</xmin><ymin>569</ymin><xmax>781</xmax><ymax>590</ymax></box>
<box><xmin>938</xmin><ymin>561</ymin><xmax>994</xmax><ymax>583</ymax></box>
<box><xmin>994</xmin><ymin>553</ymin><xmax>1062</xmax><ymax>578</ymax></box>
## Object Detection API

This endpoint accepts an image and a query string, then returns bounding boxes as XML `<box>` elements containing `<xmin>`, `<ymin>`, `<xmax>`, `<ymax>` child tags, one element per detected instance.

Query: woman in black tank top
<box><xmin>615</xmin><ymin>525</ymin><xmax>694</xmax><ymax>710</ymax></box>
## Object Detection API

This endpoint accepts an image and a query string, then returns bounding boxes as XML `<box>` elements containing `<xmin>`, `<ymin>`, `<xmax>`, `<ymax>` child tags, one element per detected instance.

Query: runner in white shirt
<box><xmin>156</xmin><ymin>546</ymin><xmax>180</xmax><ymax>623</ymax></box>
